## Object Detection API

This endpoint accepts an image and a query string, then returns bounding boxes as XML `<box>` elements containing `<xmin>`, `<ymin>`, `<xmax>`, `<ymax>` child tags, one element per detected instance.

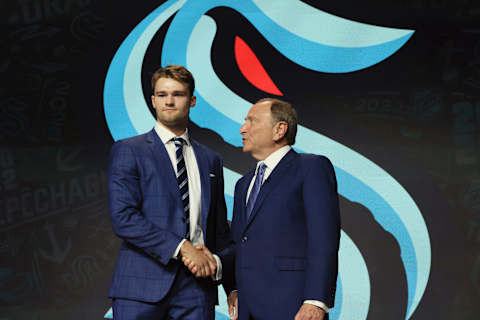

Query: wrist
<box><xmin>179</xmin><ymin>240</ymin><xmax>192</xmax><ymax>256</ymax></box>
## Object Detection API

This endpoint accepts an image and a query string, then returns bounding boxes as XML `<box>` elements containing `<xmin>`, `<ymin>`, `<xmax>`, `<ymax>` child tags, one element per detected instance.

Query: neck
<box><xmin>252</xmin><ymin>143</ymin><xmax>288</xmax><ymax>161</ymax></box>
<box><xmin>157</xmin><ymin>120</ymin><xmax>187</xmax><ymax>137</ymax></box>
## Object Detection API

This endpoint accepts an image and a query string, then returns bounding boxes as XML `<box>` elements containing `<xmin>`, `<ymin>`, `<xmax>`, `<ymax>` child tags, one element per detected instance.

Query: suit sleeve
<box><xmin>108</xmin><ymin>141</ymin><xmax>183</xmax><ymax>266</ymax></box>
<box><xmin>220</xmin><ymin>177</ymin><xmax>244</xmax><ymax>295</ymax></box>
<box><xmin>302</xmin><ymin>156</ymin><xmax>340</xmax><ymax>307</ymax></box>
<box><xmin>211</xmin><ymin>156</ymin><xmax>236</xmax><ymax>294</ymax></box>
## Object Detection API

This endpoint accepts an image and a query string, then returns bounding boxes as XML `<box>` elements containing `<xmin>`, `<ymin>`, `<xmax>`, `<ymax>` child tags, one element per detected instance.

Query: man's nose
<box><xmin>166</xmin><ymin>95</ymin><xmax>174</xmax><ymax>105</ymax></box>
<box><xmin>239</xmin><ymin>123</ymin><xmax>247</xmax><ymax>134</ymax></box>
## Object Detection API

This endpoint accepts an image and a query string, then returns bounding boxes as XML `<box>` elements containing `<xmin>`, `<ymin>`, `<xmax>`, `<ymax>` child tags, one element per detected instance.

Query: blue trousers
<box><xmin>112</xmin><ymin>267</ymin><xmax>215</xmax><ymax>320</ymax></box>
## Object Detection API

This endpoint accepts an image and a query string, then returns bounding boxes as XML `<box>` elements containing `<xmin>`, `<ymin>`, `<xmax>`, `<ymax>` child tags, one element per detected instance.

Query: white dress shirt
<box><xmin>246</xmin><ymin>145</ymin><xmax>329</xmax><ymax>313</ymax></box>
<box><xmin>154</xmin><ymin>123</ymin><xmax>222</xmax><ymax>280</ymax></box>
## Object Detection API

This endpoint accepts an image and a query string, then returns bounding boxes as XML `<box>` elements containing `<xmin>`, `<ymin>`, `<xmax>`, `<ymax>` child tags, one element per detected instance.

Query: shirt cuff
<box><xmin>212</xmin><ymin>254</ymin><xmax>222</xmax><ymax>281</ymax></box>
<box><xmin>304</xmin><ymin>300</ymin><xmax>329</xmax><ymax>313</ymax></box>
<box><xmin>173</xmin><ymin>239</ymin><xmax>187</xmax><ymax>259</ymax></box>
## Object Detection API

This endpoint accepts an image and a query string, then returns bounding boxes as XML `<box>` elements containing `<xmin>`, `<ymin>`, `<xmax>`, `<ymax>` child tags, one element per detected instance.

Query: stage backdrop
<box><xmin>1</xmin><ymin>0</ymin><xmax>479</xmax><ymax>319</ymax></box>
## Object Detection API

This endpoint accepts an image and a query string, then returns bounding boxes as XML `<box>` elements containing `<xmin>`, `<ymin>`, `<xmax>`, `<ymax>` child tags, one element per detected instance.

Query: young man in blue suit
<box><xmin>226</xmin><ymin>98</ymin><xmax>340</xmax><ymax>320</ymax></box>
<box><xmin>108</xmin><ymin>65</ymin><xmax>232</xmax><ymax>319</ymax></box>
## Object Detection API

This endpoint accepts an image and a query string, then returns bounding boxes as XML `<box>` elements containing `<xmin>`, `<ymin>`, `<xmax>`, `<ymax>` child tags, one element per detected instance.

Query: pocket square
<box><xmin>209</xmin><ymin>173</ymin><xmax>216</xmax><ymax>177</ymax></box>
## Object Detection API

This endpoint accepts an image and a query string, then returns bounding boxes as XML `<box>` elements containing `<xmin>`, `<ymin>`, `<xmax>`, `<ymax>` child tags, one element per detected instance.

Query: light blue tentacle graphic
<box><xmin>252</xmin><ymin>0</ymin><xmax>412</xmax><ymax>47</ymax></box>
<box><xmin>103</xmin><ymin>1</ymin><xmax>427</xmax><ymax>319</ymax></box>
<box><xmin>161</xmin><ymin>0</ymin><xmax>414</xmax><ymax>73</ymax></box>
<box><xmin>332</xmin><ymin>231</ymin><xmax>370</xmax><ymax>320</ymax></box>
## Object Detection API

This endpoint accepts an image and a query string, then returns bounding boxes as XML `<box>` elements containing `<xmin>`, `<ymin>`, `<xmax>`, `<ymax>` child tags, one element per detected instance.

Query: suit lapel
<box><xmin>190</xmin><ymin>139</ymin><xmax>211</xmax><ymax>235</ymax></box>
<box><xmin>243</xmin><ymin>150</ymin><xmax>297</xmax><ymax>231</ymax></box>
<box><xmin>145</xmin><ymin>129</ymin><xmax>180</xmax><ymax>202</ymax></box>
<box><xmin>239</xmin><ymin>170</ymin><xmax>254</xmax><ymax>227</ymax></box>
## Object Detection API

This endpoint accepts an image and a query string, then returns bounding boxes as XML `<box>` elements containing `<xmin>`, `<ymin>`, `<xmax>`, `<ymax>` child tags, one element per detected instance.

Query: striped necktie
<box><xmin>173</xmin><ymin>137</ymin><xmax>190</xmax><ymax>239</ymax></box>
<box><xmin>246</xmin><ymin>162</ymin><xmax>267</xmax><ymax>219</ymax></box>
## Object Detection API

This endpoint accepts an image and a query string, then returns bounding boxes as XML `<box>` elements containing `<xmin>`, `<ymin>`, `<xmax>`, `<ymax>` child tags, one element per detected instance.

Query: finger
<box><xmin>203</xmin><ymin>267</ymin><xmax>210</xmax><ymax>277</ymax></box>
<box><xmin>204</xmin><ymin>265</ymin><xmax>211</xmax><ymax>277</ymax></box>
<box><xmin>202</xmin><ymin>264</ymin><xmax>210</xmax><ymax>276</ymax></box>
<box><xmin>194</xmin><ymin>267</ymin><xmax>203</xmax><ymax>277</ymax></box>
<box><xmin>233</xmin><ymin>304</ymin><xmax>238</xmax><ymax>320</ymax></box>
<box><xmin>188</xmin><ymin>264</ymin><xmax>196</xmax><ymax>273</ymax></box>
<box><xmin>195</xmin><ymin>266</ymin><xmax>205</xmax><ymax>278</ymax></box>
<box><xmin>228</xmin><ymin>302</ymin><xmax>234</xmax><ymax>316</ymax></box>
<box><xmin>183</xmin><ymin>259</ymin><xmax>192</xmax><ymax>269</ymax></box>
<box><xmin>208</xmin><ymin>259</ymin><xmax>217</xmax><ymax>270</ymax></box>
<box><xmin>207</xmin><ymin>264</ymin><xmax>216</xmax><ymax>276</ymax></box>
<box><xmin>229</xmin><ymin>302</ymin><xmax>236</xmax><ymax>319</ymax></box>
<box><xmin>235</xmin><ymin>298</ymin><xmax>239</xmax><ymax>319</ymax></box>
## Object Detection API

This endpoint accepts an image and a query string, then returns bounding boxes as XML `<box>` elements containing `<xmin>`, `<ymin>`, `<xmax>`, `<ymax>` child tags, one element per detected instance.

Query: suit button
<box><xmin>242</xmin><ymin>236</ymin><xmax>248</xmax><ymax>242</ymax></box>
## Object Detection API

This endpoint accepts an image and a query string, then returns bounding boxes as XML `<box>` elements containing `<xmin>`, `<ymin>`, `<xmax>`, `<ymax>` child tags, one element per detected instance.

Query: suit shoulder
<box><xmin>115</xmin><ymin>132</ymin><xmax>149</xmax><ymax>145</ymax></box>
<box><xmin>113</xmin><ymin>132</ymin><xmax>150</xmax><ymax>146</ymax></box>
<box><xmin>297</xmin><ymin>153</ymin><xmax>335</xmax><ymax>177</ymax></box>
<box><xmin>298</xmin><ymin>153</ymin><xmax>332</xmax><ymax>165</ymax></box>
<box><xmin>110</xmin><ymin>132</ymin><xmax>151</xmax><ymax>156</ymax></box>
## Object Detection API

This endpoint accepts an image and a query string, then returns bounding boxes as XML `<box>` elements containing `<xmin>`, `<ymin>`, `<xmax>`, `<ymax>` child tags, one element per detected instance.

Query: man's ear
<box><xmin>273</xmin><ymin>121</ymin><xmax>288</xmax><ymax>142</ymax></box>
<box><xmin>190</xmin><ymin>95</ymin><xmax>197</xmax><ymax>108</ymax></box>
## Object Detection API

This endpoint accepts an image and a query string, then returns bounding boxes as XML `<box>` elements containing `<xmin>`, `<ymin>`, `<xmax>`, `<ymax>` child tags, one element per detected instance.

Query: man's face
<box><xmin>240</xmin><ymin>101</ymin><xmax>276</xmax><ymax>160</ymax></box>
<box><xmin>151</xmin><ymin>77</ymin><xmax>196</xmax><ymax>129</ymax></box>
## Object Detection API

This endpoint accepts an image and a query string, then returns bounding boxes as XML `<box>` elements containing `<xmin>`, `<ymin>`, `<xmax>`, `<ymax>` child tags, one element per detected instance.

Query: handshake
<box><xmin>179</xmin><ymin>241</ymin><xmax>217</xmax><ymax>278</ymax></box>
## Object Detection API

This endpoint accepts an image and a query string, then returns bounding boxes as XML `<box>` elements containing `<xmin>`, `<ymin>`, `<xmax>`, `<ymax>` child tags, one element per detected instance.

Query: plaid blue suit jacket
<box><xmin>108</xmin><ymin>129</ymin><xmax>233</xmax><ymax>303</ymax></box>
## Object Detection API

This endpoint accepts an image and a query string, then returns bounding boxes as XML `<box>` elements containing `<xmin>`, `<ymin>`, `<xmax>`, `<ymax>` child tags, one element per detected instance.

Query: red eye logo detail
<box><xmin>234</xmin><ymin>36</ymin><xmax>283</xmax><ymax>96</ymax></box>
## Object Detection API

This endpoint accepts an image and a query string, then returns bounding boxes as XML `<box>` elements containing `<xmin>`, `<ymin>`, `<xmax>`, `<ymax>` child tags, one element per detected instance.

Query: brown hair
<box><xmin>151</xmin><ymin>65</ymin><xmax>195</xmax><ymax>96</ymax></box>
<box><xmin>258</xmin><ymin>98</ymin><xmax>297</xmax><ymax>145</ymax></box>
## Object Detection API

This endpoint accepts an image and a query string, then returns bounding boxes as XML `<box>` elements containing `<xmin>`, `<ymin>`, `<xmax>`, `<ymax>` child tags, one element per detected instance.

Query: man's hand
<box><xmin>195</xmin><ymin>244</ymin><xmax>216</xmax><ymax>263</ymax></box>
<box><xmin>294</xmin><ymin>303</ymin><xmax>326</xmax><ymax>320</ymax></box>
<box><xmin>180</xmin><ymin>241</ymin><xmax>216</xmax><ymax>278</ymax></box>
<box><xmin>227</xmin><ymin>290</ymin><xmax>238</xmax><ymax>320</ymax></box>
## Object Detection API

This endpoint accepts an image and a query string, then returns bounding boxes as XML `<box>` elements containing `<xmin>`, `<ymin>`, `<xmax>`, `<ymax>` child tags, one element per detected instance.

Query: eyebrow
<box><xmin>154</xmin><ymin>90</ymin><xmax>187</xmax><ymax>94</ymax></box>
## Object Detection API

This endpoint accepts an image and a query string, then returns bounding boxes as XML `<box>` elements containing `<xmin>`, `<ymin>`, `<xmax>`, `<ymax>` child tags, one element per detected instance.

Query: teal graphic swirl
<box><xmin>103</xmin><ymin>1</ymin><xmax>427</xmax><ymax>319</ymax></box>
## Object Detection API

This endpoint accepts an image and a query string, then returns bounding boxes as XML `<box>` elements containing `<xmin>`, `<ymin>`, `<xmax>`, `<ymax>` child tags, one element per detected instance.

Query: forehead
<box><xmin>248</xmin><ymin>101</ymin><xmax>272</xmax><ymax>118</ymax></box>
<box><xmin>154</xmin><ymin>77</ymin><xmax>188</xmax><ymax>92</ymax></box>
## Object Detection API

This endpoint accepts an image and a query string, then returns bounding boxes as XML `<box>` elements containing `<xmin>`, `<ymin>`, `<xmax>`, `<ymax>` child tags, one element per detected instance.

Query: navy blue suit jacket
<box><xmin>108</xmin><ymin>129</ymin><xmax>232</xmax><ymax>303</ymax></box>
<box><xmin>229</xmin><ymin>149</ymin><xmax>340</xmax><ymax>319</ymax></box>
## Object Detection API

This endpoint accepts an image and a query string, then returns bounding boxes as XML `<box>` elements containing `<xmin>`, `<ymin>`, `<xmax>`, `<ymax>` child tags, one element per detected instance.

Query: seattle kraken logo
<box><xmin>103</xmin><ymin>1</ymin><xmax>429</xmax><ymax>319</ymax></box>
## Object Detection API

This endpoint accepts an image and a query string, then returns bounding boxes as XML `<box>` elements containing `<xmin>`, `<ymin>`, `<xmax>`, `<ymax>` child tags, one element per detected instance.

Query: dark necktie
<box><xmin>173</xmin><ymin>137</ymin><xmax>190</xmax><ymax>239</ymax></box>
<box><xmin>246</xmin><ymin>162</ymin><xmax>267</xmax><ymax>219</ymax></box>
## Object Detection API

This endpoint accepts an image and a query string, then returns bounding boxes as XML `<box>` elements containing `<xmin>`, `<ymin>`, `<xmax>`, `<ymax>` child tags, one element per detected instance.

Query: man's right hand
<box><xmin>179</xmin><ymin>241</ymin><xmax>216</xmax><ymax>278</ymax></box>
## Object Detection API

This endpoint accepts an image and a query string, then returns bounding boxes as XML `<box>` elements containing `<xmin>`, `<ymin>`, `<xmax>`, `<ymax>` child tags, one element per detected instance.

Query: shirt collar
<box><xmin>154</xmin><ymin>122</ymin><xmax>191</xmax><ymax>146</ymax></box>
<box><xmin>256</xmin><ymin>145</ymin><xmax>291</xmax><ymax>173</ymax></box>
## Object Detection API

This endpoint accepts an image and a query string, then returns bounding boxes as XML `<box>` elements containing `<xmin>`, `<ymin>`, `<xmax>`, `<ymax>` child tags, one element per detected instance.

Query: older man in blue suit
<box><xmin>108</xmin><ymin>65</ymin><xmax>232</xmax><ymax>319</ymax></box>
<box><xmin>226</xmin><ymin>98</ymin><xmax>340</xmax><ymax>320</ymax></box>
